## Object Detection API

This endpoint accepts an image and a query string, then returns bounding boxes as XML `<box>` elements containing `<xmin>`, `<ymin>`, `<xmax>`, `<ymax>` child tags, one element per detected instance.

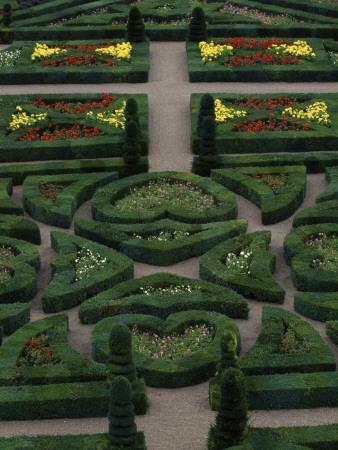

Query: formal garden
<box><xmin>0</xmin><ymin>0</ymin><xmax>337</xmax><ymax>449</ymax></box>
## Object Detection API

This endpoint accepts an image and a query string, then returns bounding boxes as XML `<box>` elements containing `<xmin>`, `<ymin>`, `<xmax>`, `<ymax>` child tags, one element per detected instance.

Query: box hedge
<box><xmin>0</xmin><ymin>302</ymin><xmax>31</xmax><ymax>336</ymax></box>
<box><xmin>0</xmin><ymin>214</ymin><xmax>41</xmax><ymax>244</ymax></box>
<box><xmin>326</xmin><ymin>321</ymin><xmax>338</xmax><ymax>345</ymax></box>
<box><xmin>292</xmin><ymin>200</ymin><xmax>338</xmax><ymax>227</ymax></box>
<box><xmin>294</xmin><ymin>292</ymin><xmax>338</xmax><ymax>323</ymax></box>
<box><xmin>0</xmin><ymin>178</ymin><xmax>23</xmax><ymax>215</ymax></box>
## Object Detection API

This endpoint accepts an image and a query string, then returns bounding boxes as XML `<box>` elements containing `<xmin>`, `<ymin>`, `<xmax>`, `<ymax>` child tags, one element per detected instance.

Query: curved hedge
<box><xmin>23</xmin><ymin>172</ymin><xmax>119</xmax><ymax>228</ymax></box>
<box><xmin>0</xmin><ymin>214</ymin><xmax>41</xmax><ymax>244</ymax></box>
<box><xmin>0</xmin><ymin>302</ymin><xmax>31</xmax><ymax>336</ymax></box>
<box><xmin>292</xmin><ymin>200</ymin><xmax>338</xmax><ymax>227</ymax></box>
<box><xmin>0</xmin><ymin>179</ymin><xmax>23</xmax><ymax>215</ymax></box>
<box><xmin>211</xmin><ymin>166</ymin><xmax>307</xmax><ymax>225</ymax></box>
<box><xmin>41</xmin><ymin>232</ymin><xmax>133</xmax><ymax>313</ymax></box>
<box><xmin>294</xmin><ymin>292</ymin><xmax>338</xmax><ymax>322</ymax></box>
<box><xmin>238</xmin><ymin>306</ymin><xmax>336</xmax><ymax>376</ymax></box>
<box><xmin>91</xmin><ymin>310</ymin><xmax>240</xmax><ymax>388</ymax></box>
<box><xmin>91</xmin><ymin>171</ymin><xmax>238</xmax><ymax>224</ymax></box>
<box><xmin>74</xmin><ymin>217</ymin><xmax>247</xmax><ymax>265</ymax></box>
<box><xmin>78</xmin><ymin>272</ymin><xmax>249</xmax><ymax>324</ymax></box>
<box><xmin>326</xmin><ymin>321</ymin><xmax>338</xmax><ymax>345</ymax></box>
<box><xmin>316</xmin><ymin>166</ymin><xmax>338</xmax><ymax>203</ymax></box>
<box><xmin>283</xmin><ymin>223</ymin><xmax>338</xmax><ymax>265</ymax></box>
<box><xmin>200</xmin><ymin>231</ymin><xmax>285</xmax><ymax>303</ymax></box>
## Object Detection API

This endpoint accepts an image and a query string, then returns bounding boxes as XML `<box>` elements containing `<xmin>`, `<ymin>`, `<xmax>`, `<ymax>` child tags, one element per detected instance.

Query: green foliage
<box><xmin>197</xmin><ymin>93</ymin><xmax>215</xmax><ymax>137</ymax></box>
<box><xmin>216</xmin><ymin>331</ymin><xmax>239</xmax><ymax>374</ymax></box>
<box><xmin>326</xmin><ymin>320</ymin><xmax>338</xmax><ymax>345</ymax></box>
<box><xmin>2</xmin><ymin>4</ymin><xmax>11</xmax><ymax>27</ymax></box>
<box><xmin>208</xmin><ymin>368</ymin><xmax>248</xmax><ymax>450</ymax></box>
<box><xmin>107</xmin><ymin>323</ymin><xmax>137</xmax><ymax>385</ymax></box>
<box><xmin>127</xmin><ymin>6</ymin><xmax>146</xmax><ymax>43</ymax></box>
<box><xmin>0</xmin><ymin>302</ymin><xmax>31</xmax><ymax>336</ymax></box>
<box><xmin>123</xmin><ymin>120</ymin><xmax>141</xmax><ymax>164</ymax></box>
<box><xmin>0</xmin><ymin>214</ymin><xmax>40</xmax><ymax>245</ymax></box>
<box><xmin>188</xmin><ymin>7</ymin><xmax>207</xmax><ymax>42</ymax></box>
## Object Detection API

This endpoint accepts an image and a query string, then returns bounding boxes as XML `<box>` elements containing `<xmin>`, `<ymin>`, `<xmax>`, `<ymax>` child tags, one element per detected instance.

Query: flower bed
<box><xmin>91</xmin><ymin>309</ymin><xmax>240</xmax><ymax>388</ymax></box>
<box><xmin>211</xmin><ymin>165</ymin><xmax>307</xmax><ymax>224</ymax></box>
<box><xmin>74</xmin><ymin>217</ymin><xmax>247</xmax><ymax>265</ymax></box>
<box><xmin>0</xmin><ymin>93</ymin><xmax>148</xmax><ymax>162</ymax></box>
<box><xmin>187</xmin><ymin>37</ymin><xmax>338</xmax><ymax>81</ymax></box>
<box><xmin>78</xmin><ymin>272</ymin><xmax>249</xmax><ymax>324</ymax></box>
<box><xmin>191</xmin><ymin>93</ymin><xmax>338</xmax><ymax>155</ymax></box>
<box><xmin>0</xmin><ymin>40</ymin><xmax>149</xmax><ymax>83</ymax></box>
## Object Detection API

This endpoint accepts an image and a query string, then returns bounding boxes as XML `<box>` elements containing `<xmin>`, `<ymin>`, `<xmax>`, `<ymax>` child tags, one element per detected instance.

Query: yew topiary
<box><xmin>197</xmin><ymin>93</ymin><xmax>215</xmax><ymax>137</ymax></box>
<box><xmin>126</xmin><ymin>6</ymin><xmax>146</xmax><ymax>42</ymax></box>
<box><xmin>107</xmin><ymin>323</ymin><xmax>137</xmax><ymax>386</ymax></box>
<box><xmin>125</xmin><ymin>98</ymin><xmax>140</xmax><ymax>134</ymax></box>
<box><xmin>2</xmin><ymin>3</ymin><xmax>12</xmax><ymax>27</ymax></box>
<box><xmin>199</xmin><ymin>116</ymin><xmax>218</xmax><ymax>162</ymax></box>
<box><xmin>108</xmin><ymin>376</ymin><xmax>138</xmax><ymax>447</ymax></box>
<box><xmin>188</xmin><ymin>7</ymin><xmax>207</xmax><ymax>42</ymax></box>
<box><xmin>216</xmin><ymin>331</ymin><xmax>238</xmax><ymax>374</ymax></box>
<box><xmin>208</xmin><ymin>368</ymin><xmax>249</xmax><ymax>449</ymax></box>
<box><xmin>123</xmin><ymin>120</ymin><xmax>141</xmax><ymax>165</ymax></box>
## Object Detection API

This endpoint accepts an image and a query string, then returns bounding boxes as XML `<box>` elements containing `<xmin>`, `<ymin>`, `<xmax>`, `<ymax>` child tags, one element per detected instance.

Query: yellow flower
<box><xmin>214</xmin><ymin>99</ymin><xmax>247</xmax><ymax>123</ymax></box>
<box><xmin>86</xmin><ymin>101</ymin><xmax>126</xmax><ymax>129</ymax></box>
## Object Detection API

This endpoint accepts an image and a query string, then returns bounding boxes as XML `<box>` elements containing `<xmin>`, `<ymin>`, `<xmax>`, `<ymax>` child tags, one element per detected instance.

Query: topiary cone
<box><xmin>126</xmin><ymin>6</ymin><xmax>146</xmax><ymax>42</ymax></box>
<box><xmin>197</xmin><ymin>93</ymin><xmax>215</xmax><ymax>137</ymax></box>
<box><xmin>123</xmin><ymin>120</ymin><xmax>141</xmax><ymax>164</ymax></box>
<box><xmin>188</xmin><ymin>7</ymin><xmax>207</xmax><ymax>42</ymax></box>
<box><xmin>107</xmin><ymin>323</ymin><xmax>137</xmax><ymax>385</ymax></box>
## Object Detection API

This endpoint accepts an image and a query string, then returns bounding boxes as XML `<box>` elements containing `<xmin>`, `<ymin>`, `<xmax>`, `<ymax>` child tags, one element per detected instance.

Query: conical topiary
<box><xmin>123</xmin><ymin>120</ymin><xmax>141</xmax><ymax>165</ymax></box>
<box><xmin>125</xmin><ymin>98</ymin><xmax>141</xmax><ymax>134</ymax></box>
<box><xmin>108</xmin><ymin>376</ymin><xmax>138</xmax><ymax>447</ymax></box>
<box><xmin>126</xmin><ymin>6</ymin><xmax>146</xmax><ymax>43</ymax></box>
<box><xmin>2</xmin><ymin>3</ymin><xmax>12</xmax><ymax>27</ymax></box>
<box><xmin>107</xmin><ymin>323</ymin><xmax>137</xmax><ymax>386</ymax></box>
<box><xmin>188</xmin><ymin>7</ymin><xmax>207</xmax><ymax>42</ymax></box>
<box><xmin>197</xmin><ymin>93</ymin><xmax>215</xmax><ymax>137</ymax></box>
<box><xmin>207</xmin><ymin>368</ymin><xmax>249</xmax><ymax>450</ymax></box>
<box><xmin>199</xmin><ymin>116</ymin><xmax>217</xmax><ymax>160</ymax></box>
<box><xmin>216</xmin><ymin>331</ymin><xmax>239</xmax><ymax>374</ymax></box>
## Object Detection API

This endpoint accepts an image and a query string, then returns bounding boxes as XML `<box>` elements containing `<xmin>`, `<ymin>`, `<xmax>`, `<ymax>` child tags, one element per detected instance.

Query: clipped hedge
<box><xmin>292</xmin><ymin>199</ymin><xmax>338</xmax><ymax>227</ymax></box>
<box><xmin>23</xmin><ymin>172</ymin><xmax>119</xmax><ymax>228</ymax></box>
<box><xmin>91</xmin><ymin>171</ymin><xmax>238</xmax><ymax>224</ymax></box>
<box><xmin>78</xmin><ymin>272</ymin><xmax>249</xmax><ymax>324</ymax></box>
<box><xmin>0</xmin><ymin>214</ymin><xmax>41</xmax><ymax>244</ymax></box>
<box><xmin>238</xmin><ymin>306</ymin><xmax>336</xmax><ymax>375</ymax></box>
<box><xmin>316</xmin><ymin>166</ymin><xmax>338</xmax><ymax>203</ymax></box>
<box><xmin>212</xmin><ymin>166</ymin><xmax>307</xmax><ymax>225</ymax></box>
<box><xmin>0</xmin><ymin>40</ymin><xmax>149</xmax><ymax>83</ymax></box>
<box><xmin>0</xmin><ymin>93</ymin><xmax>149</xmax><ymax>162</ymax></box>
<box><xmin>74</xmin><ymin>217</ymin><xmax>247</xmax><ymax>265</ymax></box>
<box><xmin>193</xmin><ymin>152</ymin><xmax>338</xmax><ymax>177</ymax></box>
<box><xmin>326</xmin><ymin>321</ymin><xmax>338</xmax><ymax>345</ymax></box>
<box><xmin>226</xmin><ymin>423</ymin><xmax>338</xmax><ymax>450</ymax></box>
<box><xmin>0</xmin><ymin>302</ymin><xmax>31</xmax><ymax>336</ymax></box>
<box><xmin>92</xmin><ymin>310</ymin><xmax>240</xmax><ymax>388</ymax></box>
<box><xmin>187</xmin><ymin>38</ymin><xmax>338</xmax><ymax>82</ymax></box>
<box><xmin>0</xmin><ymin>314</ymin><xmax>106</xmax><ymax>386</ymax></box>
<box><xmin>0</xmin><ymin>178</ymin><xmax>23</xmax><ymax>215</ymax></box>
<box><xmin>0</xmin><ymin>157</ymin><xmax>149</xmax><ymax>184</ymax></box>
<box><xmin>283</xmin><ymin>223</ymin><xmax>338</xmax><ymax>265</ymax></box>
<box><xmin>190</xmin><ymin>93</ymin><xmax>338</xmax><ymax>154</ymax></box>
<box><xmin>210</xmin><ymin>370</ymin><xmax>338</xmax><ymax>411</ymax></box>
<box><xmin>41</xmin><ymin>231</ymin><xmax>134</xmax><ymax>313</ymax></box>
<box><xmin>200</xmin><ymin>231</ymin><xmax>285</xmax><ymax>303</ymax></box>
<box><xmin>294</xmin><ymin>292</ymin><xmax>338</xmax><ymax>323</ymax></box>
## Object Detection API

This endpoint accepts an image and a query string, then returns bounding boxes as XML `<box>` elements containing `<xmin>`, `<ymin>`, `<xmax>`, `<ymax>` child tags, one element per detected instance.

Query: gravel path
<box><xmin>0</xmin><ymin>42</ymin><xmax>338</xmax><ymax>450</ymax></box>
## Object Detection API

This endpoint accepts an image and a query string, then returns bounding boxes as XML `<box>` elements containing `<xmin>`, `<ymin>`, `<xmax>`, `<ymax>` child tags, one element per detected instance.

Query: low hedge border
<box><xmin>292</xmin><ymin>199</ymin><xmax>338</xmax><ymax>227</ymax></box>
<box><xmin>91</xmin><ymin>309</ymin><xmax>241</xmax><ymax>388</ymax></box>
<box><xmin>187</xmin><ymin>38</ymin><xmax>338</xmax><ymax>82</ymax></box>
<box><xmin>0</xmin><ymin>214</ymin><xmax>41</xmax><ymax>244</ymax></box>
<box><xmin>190</xmin><ymin>93</ymin><xmax>338</xmax><ymax>154</ymax></box>
<box><xmin>316</xmin><ymin>166</ymin><xmax>338</xmax><ymax>203</ymax></box>
<box><xmin>0</xmin><ymin>234</ymin><xmax>40</xmax><ymax>270</ymax></box>
<box><xmin>0</xmin><ymin>302</ymin><xmax>31</xmax><ymax>336</ymax></box>
<box><xmin>227</xmin><ymin>423</ymin><xmax>338</xmax><ymax>450</ymax></box>
<box><xmin>192</xmin><ymin>152</ymin><xmax>338</xmax><ymax>177</ymax></box>
<box><xmin>238</xmin><ymin>306</ymin><xmax>336</xmax><ymax>375</ymax></box>
<box><xmin>210</xmin><ymin>370</ymin><xmax>338</xmax><ymax>411</ymax></box>
<box><xmin>283</xmin><ymin>223</ymin><xmax>338</xmax><ymax>265</ymax></box>
<box><xmin>0</xmin><ymin>179</ymin><xmax>23</xmax><ymax>215</ymax></box>
<box><xmin>211</xmin><ymin>166</ymin><xmax>307</xmax><ymax>225</ymax></box>
<box><xmin>291</xmin><ymin>249</ymin><xmax>338</xmax><ymax>292</ymax></box>
<box><xmin>78</xmin><ymin>272</ymin><xmax>249</xmax><ymax>324</ymax></box>
<box><xmin>0</xmin><ymin>158</ymin><xmax>149</xmax><ymax>183</ymax></box>
<box><xmin>41</xmin><ymin>231</ymin><xmax>134</xmax><ymax>313</ymax></box>
<box><xmin>0</xmin><ymin>40</ymin><xmax>149</xmax><ymax>84</ymax></box>
<box><xmin>326</xmin><ymin>321</ymin><xmax>338</xmax><ymax>345</ymax></box>
<box><xmin>199</xmin><ymin>231</ymin><xmax>285</xmax><ymax>303</ymax></box>
<box><xmin>91</xmin><ymin>171</ymin><xmax>238</xmax><ymax>225</ymax></box>
<box><xmin>0</xmin><ymin>93</ymin><xmax>148</xmax><ymax>162</ymax></box>
<box><xmin>23</xmin><ymin>172</ymin><xmax>119</xmax><ymax>228</ymax></box>
<box><xmin>74</xmin><ymin>217</ymin><xmax>247</xmax><ymax>265</ymax></box>
<box><xmin>0</xmin><ymin>314</ymin><xmax>106</xmax><ymax>386</ymax></box>
<box><xmin>294</xmin><ymin>292</ymin><xmax>338</xmax><ymax>323</ymax></box>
